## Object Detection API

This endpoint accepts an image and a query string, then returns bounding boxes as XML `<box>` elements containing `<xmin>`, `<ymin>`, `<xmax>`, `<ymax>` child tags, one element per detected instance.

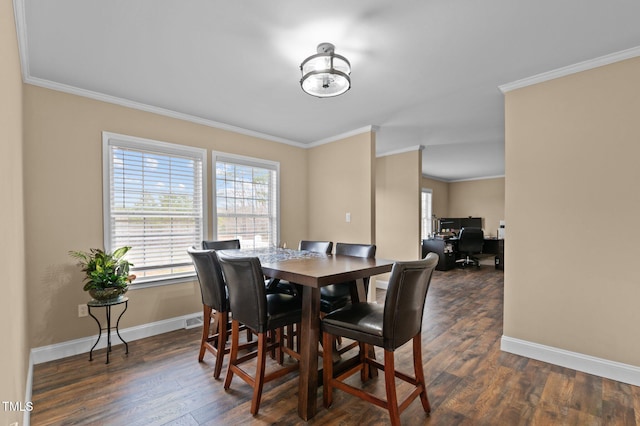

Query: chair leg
<box><xmin>384</xmin><ymin>350</ymin><xmax>401</xmax><ymax>426</ymax></box>
<box><xmin>213</xmin><ymin>311</ymin><xmax>228</xmax><ymax>379</ymax></box>
<box><xmin>224</xmin><ymin>320</ymin><xmax>240</xmax><ymax>390</ymax></box>
<box><xmin>413</xmin><ymin>335</ymin><xmax>431</xmax><ymax>413</ymax></box>
<box><xmin>199</xmin><ymin>305</ymin><xmax>212</xmax><ymax>362</ymax></box>
<box><xmin>251</xmin><ymin>333</ymin><xmax>268</xmax><ymax>415</ymax></box>
<box><xmin>276</xmin><ymin>328</ymin><xmax>284</xmax><ymax>365</ymax></box>
<box><xmin>322</xmin><ymin>329</ymin><xmax>334</xmax><ymax>408</ymax></box>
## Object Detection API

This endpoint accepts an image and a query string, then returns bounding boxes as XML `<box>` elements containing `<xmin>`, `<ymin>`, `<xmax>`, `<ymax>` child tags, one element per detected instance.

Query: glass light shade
<box><xmin>300</xmin><ymin>44</ymin><xmax>351</xmax><ymax>98</ymax></box>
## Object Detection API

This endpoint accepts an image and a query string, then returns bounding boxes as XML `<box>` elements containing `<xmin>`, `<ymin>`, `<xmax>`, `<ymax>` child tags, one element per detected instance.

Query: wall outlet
<box><xmin>78</xmin><ymin>304</ymin><xmax>88</xmax><ymax>317</ymax></box>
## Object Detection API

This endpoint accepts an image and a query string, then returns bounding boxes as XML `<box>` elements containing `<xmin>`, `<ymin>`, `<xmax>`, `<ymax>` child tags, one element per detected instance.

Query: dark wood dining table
<box><xmin>217</xmin><ymin>247</ymin><xmax>394</xmax><ymax>420</ymax></box>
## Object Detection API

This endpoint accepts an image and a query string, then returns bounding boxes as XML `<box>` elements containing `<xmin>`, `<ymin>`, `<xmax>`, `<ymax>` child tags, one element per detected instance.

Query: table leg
<box><xmin>87</xmin><ymin>306</ymin><xmax>102</xmax><ymax>362</ymax></box>
<box><xmin>298</xmin><ymin>286</ymin><xmax>320</xmax><ymax>420</ymax></box>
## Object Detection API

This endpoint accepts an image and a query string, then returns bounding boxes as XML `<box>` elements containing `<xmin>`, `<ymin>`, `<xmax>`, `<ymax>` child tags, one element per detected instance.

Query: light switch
<box><xmin>346</xmin><ymin>212</ymin><xmax>351</xmax><ymax>223</ymax></box>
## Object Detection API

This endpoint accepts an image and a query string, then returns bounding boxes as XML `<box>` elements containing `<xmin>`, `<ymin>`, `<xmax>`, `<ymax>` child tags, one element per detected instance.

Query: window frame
<box><xmin>421</xmin><ymin>188</ymin><xmax>433</xmax><ymax>240</ymax></box>
<box><xmin>102</xmin><ymin>131</ymin><xmax>208</xmax><ymax>288</ymax></box>
<box><xmin>212</xmin><ymin>151</ymin><xmax>280</xmax><ymax>248</ymax></box>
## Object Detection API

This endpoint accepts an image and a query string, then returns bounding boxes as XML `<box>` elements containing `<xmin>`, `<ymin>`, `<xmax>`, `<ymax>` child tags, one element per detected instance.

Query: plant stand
<box><xmin>87</xmin><ymin>297</ymin><xmax>129</xmax><ymax>364</ymax></box>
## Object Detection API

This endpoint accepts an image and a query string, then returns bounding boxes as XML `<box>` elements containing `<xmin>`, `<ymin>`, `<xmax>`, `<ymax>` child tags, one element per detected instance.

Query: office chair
<box><xmin>456</xmin><ymin>227</ymin><xmax>484</xmax><ymax>268</ymax></box>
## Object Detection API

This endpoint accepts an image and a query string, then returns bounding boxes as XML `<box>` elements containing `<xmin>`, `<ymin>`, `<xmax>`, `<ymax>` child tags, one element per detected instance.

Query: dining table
<box><xmin>217</xmin><ymin>246</ymin><xmax>394</xmax><ymax>420</ymax></box>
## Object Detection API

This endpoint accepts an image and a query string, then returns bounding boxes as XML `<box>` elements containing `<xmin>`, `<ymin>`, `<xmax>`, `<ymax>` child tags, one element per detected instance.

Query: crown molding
<box><xmin>306</xmin><ymin>125</ymin><xmax>379</xmax><ymax>148</ymax></box>
<box><xmin>499</xmin><ymin>45</ymin><xmax>640</xmax><ymax>93</ymax></box>
<box><xmin>377</xmin><ymin>145</ymin><xmax>424</xmax><ymax>158</ymax></box>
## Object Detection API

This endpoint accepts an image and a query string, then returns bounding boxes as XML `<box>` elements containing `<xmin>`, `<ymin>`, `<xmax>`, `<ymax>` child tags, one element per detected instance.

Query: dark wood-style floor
<box><xmin>31</xmin><ymin>266</ymin><xmax>640</xmax><ymax>425</ymax></box>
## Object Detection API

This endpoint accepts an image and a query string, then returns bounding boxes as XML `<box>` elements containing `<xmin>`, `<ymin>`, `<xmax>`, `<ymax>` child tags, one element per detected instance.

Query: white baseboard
<box><xmin>501</xmin><ymin>335</ymin><xmax>640</xmax><ymax>386</ymax></box>
<box><xmin>375</xmin><ymin>280</ymin><xmax>389</xmax><ymax>290</ymax></box>
<box><xmin>30</xmin><ymin>311</ymin><xmax>201</xmax><ymax>365</ymax></box>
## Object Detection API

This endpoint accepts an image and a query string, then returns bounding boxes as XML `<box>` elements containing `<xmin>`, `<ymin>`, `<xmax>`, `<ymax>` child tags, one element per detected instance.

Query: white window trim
<box><xmin>212</xmin><ymin>151</ymin><xmax>280</xmax><ymax>245</ymax></box>
<box><xmin>102</xmin><ymin>131</ymin><xmax>208</xmax><ymax>289</ymax></box>
<box><xmin>421</xmin><ymin>188</ymin><xmax>433</xmax><ymax>240</ymax></box>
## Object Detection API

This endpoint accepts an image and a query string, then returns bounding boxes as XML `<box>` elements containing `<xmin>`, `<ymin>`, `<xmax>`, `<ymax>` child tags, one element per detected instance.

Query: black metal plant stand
<box><xmin>87</xmin><ymin>296</ymin><xmax>129</xmax><ymax>364</ymax></box>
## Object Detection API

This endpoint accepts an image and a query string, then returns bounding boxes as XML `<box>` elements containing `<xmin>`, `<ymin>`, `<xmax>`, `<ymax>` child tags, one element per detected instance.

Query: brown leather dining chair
<box><xmin>202</xmin><ymin>239</ymin><xmax>241</xmax><ymax>250</ymax></box>
<box><xmin>321</xmin><ymin>253</ymin><xmax>439</xmax><ymax>426</ymax></box>
<box><xmin>218</xmin><ymin>255</ymin><xmax>302</xmax><ymax>416</ymax></box>
<box><xmin>320</xmin><ymin>242</ymin><xmax>376</xmax><ymax>314</ymax></box>
<box><xmin>187</xmin><ymin>247</ymin><xmax>232</xmax><ymax>379</ymax></box>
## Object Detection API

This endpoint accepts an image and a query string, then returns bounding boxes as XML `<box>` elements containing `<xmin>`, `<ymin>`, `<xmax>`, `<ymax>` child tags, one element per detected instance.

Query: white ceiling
<box><xmin>17</xmin><ymin>0</ymin><xmax>640</xmax><ymax>181</ymax></box>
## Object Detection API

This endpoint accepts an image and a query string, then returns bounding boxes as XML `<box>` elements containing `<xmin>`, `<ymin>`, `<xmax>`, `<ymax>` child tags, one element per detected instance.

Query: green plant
<box><xmin>69</xmin><ymin>246</ymin><xmax>135</xmax><ymax>291</ymax></box>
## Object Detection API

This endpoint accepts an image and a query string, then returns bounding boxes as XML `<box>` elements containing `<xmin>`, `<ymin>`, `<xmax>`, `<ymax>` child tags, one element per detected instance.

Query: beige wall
<box><xmin>376</xmin><ymin>150</ymin><xmax>422</xmax><ymax>262</ymax></box>
<box><xmin>421</xmin><ymin>175</ymin><xmax>450</xmax><ymax>219</ymax></box>
<box><xmin>307</xmin><ymin>132</ymin><xmax>375</xmax><ymax>245</ymax></box>
<box><xmin>449</xmin><ymin>177</ymin><xmax>505</xmax><ymax>238</ymax></box>
<box><xmin>504</xmin><ymin>57</ymin><xmax>640</xmax><ymax>366</ymax></box>
<box><xmin>0</xmin><ymin>0</ymin><xmax>27</xmax><ymax>423</ymax></box>
<box><xmin>23</xmin><ymin>85</ymin><xmax>308</xmax><ymax>348</ymax></box>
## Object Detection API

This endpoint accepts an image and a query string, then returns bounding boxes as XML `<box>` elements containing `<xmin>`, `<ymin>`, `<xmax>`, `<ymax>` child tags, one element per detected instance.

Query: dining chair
<box><xmin>321</xmin><ymin>253</ymin><xmax>439</xmax><ymax>426</ymax></box>
<box><xmin>202</xmin><ymin>239</ymin><xmax>241</xmax><ymax>250</ymax></box>
<box><xmin>187</xmin><ymin>247</ymin><xmax>244</xmax><ymax>379</ymax></box>
<box><xmin>320</xmin><ymin>242</ymin><xmax>376</xmax><ymax>314</ymax></box>
<box><xmin>218</xmin><ymin>255</ymin><xmax>302</xmax><ymax>416</ymax></box>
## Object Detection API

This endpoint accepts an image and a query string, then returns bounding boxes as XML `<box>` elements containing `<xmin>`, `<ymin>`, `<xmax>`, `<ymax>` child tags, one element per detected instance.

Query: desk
<box><xmin>422</xmin><ymin>237</ymin><xmax>505</xmax><ymax>270</ymax></box>
<box><xmin>218</xmin><ymin>247</ymin><xmax>394</xmax><ymax>420</ymax></box>
<box><xmin>87</xmin><ymin>296</ymin><xmax>129</xmax><ymax>364</ymax></box>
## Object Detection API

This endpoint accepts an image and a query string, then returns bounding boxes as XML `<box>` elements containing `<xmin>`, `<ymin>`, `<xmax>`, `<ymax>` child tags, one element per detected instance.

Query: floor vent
<box><xmin>185</xmin><ymin>315</ymin><xmax>203</xmax><ymax>329</ymax></box>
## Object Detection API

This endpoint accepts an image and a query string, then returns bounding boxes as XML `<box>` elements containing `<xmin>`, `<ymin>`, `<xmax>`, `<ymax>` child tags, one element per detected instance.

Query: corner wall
<box><xmin>376</xmin><ymin>149</ymin><xmax>423</xmax><ymax>262</ymax></box>
<box><xmin>503</xmin><ymin>56</ymin><xmax>640</xmax><ymax>369</ymax></box>
<box><xmin>0</xmin><ymin>0</ymin><xmax>28</xmax><ymax>423</ymax></box>
<box><xmin>449</xmin><ymin>177</ymin><xmax>505</xmax><ymax>238</ymax></box>
<box><xmin>307</xmin><ymin>131</ymin><xmax>375</xmax><ymax>245</ymax></box>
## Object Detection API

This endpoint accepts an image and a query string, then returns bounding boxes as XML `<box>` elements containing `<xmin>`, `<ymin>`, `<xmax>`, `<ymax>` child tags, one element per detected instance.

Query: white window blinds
<box><xmin>103</xmin><ymin>133</ymin><xmax>207</xmax><ymax>285</ymax></box>
<box><xmin>213</xmin><ymin>152</ymin><xmax>279</xmax><ymax>249</ymax></box>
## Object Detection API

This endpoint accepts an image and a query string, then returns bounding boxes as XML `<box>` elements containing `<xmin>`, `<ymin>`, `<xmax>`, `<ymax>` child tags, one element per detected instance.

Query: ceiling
<box><xmin>16</xmin><ymin>0</ymin><xmax>640</xmax><ymax>181</ymax></box>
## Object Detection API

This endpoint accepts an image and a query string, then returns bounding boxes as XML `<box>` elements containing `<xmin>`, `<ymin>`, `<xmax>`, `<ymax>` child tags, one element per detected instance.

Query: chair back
<box><xmin>218</xmin><ymin>256</ymin><xmax>268</xmax><ymax>333</ymax></box>
<box><xmin>383</xmin><ymin>252</ymin><xmax>438</xmax><ymax>351</ymax></box>
<box><xmin>202</xmin><ymin>239</ymin><xmax>241</xmax><ymax>250</ymax></box>
<box><xmin>187</xmin><ymin>247</ymin><xmax>228</xmax><ymax>312</ymax></box>
<box><xmin>335</xmin><ymin>242</ymin><xmax>376</xmax><ymax>258</ymax></box>
<box><xmin>457</xmin><ymin>227</ymin><xmax>484</xmax><ymax>253</ymax></box>
<box><xmin>299</xmin><ymin>240</ymin><xmax>333</xmax><ymax>254</ymax></box>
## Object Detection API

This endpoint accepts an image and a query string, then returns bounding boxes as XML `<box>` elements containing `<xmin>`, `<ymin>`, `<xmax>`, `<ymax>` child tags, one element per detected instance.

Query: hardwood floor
<box><xmin>31</xmin><ymin>267</ymin><xmax>640</xmax><ymax>425</ymax></box>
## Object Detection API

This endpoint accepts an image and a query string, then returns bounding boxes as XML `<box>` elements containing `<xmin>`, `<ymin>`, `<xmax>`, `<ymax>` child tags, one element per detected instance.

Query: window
<box><xmin>213</xmin><ymin>152</ymin><xmax>279</xmax><ymax>249</ymax></box>
<box><xmin>421</xmin><ymin>188</ymin><xmax>433</xmax><ymax>240</ymax></box>
<box><xmin>103</xmin><ymin>132</ymin><xmax>207</xmax><ymax>286</ymax></box>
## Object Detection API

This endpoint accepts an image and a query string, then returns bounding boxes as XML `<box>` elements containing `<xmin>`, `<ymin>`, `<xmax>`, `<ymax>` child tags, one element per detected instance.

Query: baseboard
<box><xmin>375</xmin><ymin>279</ymin><xmax>389</xmax><ymax>290</ymax></box>
<box><xmin>30</xmin><ymin>311</ymin><xmax>201</xmax><ymax>365</ymax></box>
<box><xmin>501</xmin><ymin>335</ymin><xmax>640</xmax><ymax>386</ymax></box>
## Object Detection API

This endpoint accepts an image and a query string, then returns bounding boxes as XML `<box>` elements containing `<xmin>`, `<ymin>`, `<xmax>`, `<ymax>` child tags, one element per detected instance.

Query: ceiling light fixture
<box><xmin>300</xmin><ymin>42</ymin><xmax>351</xmax><ymax>98</ymax></box>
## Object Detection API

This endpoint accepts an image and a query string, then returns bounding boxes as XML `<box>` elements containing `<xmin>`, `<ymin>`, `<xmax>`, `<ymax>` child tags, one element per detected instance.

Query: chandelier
<box><xmin>300</xmin><ymin>43</ymin><xmax>351</xmax><ymax>98</ymax></box>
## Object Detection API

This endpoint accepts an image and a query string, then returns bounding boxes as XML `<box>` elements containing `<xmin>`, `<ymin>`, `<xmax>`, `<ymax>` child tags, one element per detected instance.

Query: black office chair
<box><xmin>321</xmin><ymin>253</ymin><xmax>439</xmax><ymax>426</ymax></box>
<box><xmin>218</xmin><ymin>255</ymin><xmax>302</xmax><ymax>416</ymax></box>
<box><xmin>202</xmin><ymin>239</ymin><xmax>241</xmax><ymax>250</ymax></box>
<box><xmin>456</xmin><ymin>227</ymin><xmax>484</xmax><ymax>268</ymax></box>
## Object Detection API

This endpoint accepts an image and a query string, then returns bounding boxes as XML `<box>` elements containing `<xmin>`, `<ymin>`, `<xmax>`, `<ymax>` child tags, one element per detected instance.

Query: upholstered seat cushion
<box><xmin>321</xmin><ymin>303</ymin><xmax>384</xmax><ymax>348</ymax></box>
<box><xmin>319</xmin><ymin>283</ymin><xmax>353</xmax><ymax>313</ymax></box>
<box><xmin>265</xmin><ymin>292</ymin><xmax>302</xmax><ymax>330</ymax></box>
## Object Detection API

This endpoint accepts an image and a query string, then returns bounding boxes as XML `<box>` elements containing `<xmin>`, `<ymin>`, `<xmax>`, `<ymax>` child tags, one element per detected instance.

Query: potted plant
<box><xmin>69</xmin><ymin>246</ymin><xmax>136</xmax><ymax>301</ymax></box>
